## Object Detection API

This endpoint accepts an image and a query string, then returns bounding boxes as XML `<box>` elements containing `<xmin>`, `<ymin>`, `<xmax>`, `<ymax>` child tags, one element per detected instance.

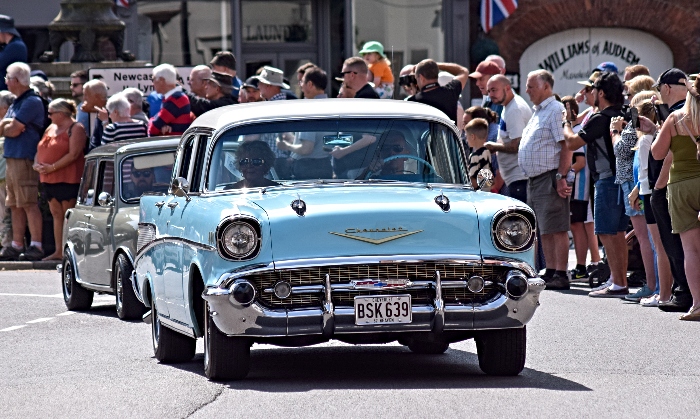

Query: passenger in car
<box><xmin>231</xmin><ymin>141</ymin><xmax>280</xmax><ymax>189</ymax></box>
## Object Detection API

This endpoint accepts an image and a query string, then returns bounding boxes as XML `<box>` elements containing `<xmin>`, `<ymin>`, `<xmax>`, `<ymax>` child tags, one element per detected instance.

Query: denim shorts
<box><xmin>620</xmin><ymin>180</ymin><xmax>644</xmax><ymax>217</ymax></box>
<box><xmin>594</xmin><ymin>176</ymin><xmax>629</xmax><ymax>235</ymax></box>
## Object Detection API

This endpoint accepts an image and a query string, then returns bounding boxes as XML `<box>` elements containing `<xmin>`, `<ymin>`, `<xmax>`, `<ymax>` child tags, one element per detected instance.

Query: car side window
<box><xmin>96</xmin><ymin>160</ymin><xmax>115</xmax><ymax>198</ymax></box>
<box><xmin>178</xmin><ymin>136</ymin><xmax>195</xmax><ymax>180</ymax></box>
<box><xmin>188</xmin><ymin>134</ymin><xmax>208</xmax><ymax>192</ymax></box>
<box><xmin>77</xmin><ymin>159</ymin><xmax>97</xmax><ymax>206</ymax></box>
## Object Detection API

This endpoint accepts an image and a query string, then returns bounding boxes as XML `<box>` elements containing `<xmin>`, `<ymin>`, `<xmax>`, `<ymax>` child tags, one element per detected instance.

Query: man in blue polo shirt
<box><xmin>0</xmin><ymin>62</ymin><xmax>45</xmax><ymax>261</ymax></box>
<box><xmin>0</xmin><ymin>15</ymin><xmax>27</xmax><ymax>91</ymax></box>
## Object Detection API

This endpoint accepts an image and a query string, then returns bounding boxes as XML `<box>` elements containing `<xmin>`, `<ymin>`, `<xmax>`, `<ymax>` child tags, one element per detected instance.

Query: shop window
<box><xmin>242</xmin><ymin>1</ymin><xmax>314</xmax><ymax>44</ymax></box>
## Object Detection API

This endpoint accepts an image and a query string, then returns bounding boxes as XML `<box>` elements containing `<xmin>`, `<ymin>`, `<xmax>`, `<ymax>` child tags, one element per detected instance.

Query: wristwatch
<box><xmin>555</xmin><ymin>172</ymin><xmax>565</xmax><ymax>181</ymax></box>
<box><xmin>562</xmin><ymin>120</ymin><xmax>571</xmax><ymax>128</ymax></box>
<box><xmin>612</xmin><ymin>129</ymin><xmax>620</xmax><ymax>135</ymax></box>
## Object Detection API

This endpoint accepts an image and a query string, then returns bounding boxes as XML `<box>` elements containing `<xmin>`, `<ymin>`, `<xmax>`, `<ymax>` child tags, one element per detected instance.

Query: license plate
<box><xmin>354</xmin><ymin>295</ymin><xmax>412</xmax><ymax>325</ymax></box>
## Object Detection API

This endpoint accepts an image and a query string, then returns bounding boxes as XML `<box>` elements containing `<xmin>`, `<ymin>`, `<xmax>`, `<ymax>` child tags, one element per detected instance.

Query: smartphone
<box><xmin>630</xmin><ymin>107</ymin><xmax>639</xmax><ymax>129</ymax></box>
<box><xmin>655</xmin><ymin>104</ymin><xmax>671</xmax><ymax>122</ymax></box>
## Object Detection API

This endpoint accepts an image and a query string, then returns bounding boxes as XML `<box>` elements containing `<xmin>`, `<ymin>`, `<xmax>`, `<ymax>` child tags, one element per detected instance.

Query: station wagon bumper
<box><xmin>202</xmin><ymin>256</ymin><xmax>545</xmax><ymax>337</ymax></box>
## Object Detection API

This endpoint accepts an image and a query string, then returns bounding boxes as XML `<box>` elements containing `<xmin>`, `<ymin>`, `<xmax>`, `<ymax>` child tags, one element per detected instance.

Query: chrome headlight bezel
<box><xmin>216</xmin><ymin>216</ymin><xmax>262</xmax><ymax>260</ymax></box>
<box><xmin>491</xmin><ymin>208</ymin><xmax>536</xmax><ymax>252</ymax></box>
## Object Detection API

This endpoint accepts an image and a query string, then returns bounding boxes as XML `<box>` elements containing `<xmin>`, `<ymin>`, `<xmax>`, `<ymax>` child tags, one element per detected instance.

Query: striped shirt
<box><xmin>148</xmin><ymin>86</ymin><xmax>192</xmax><ymax>136</ymax></box>
<box><xmin>101</xmin><ymin>120</ymin><xmax>148</xmax><ymax>145</ymax></box>
<box><xmin>571</xmin><ymin>144</ymin><xmax>590</xmax><ymax>202</ymax></box>
<box><xmin>518</xmin><ymin>96</ymin><xmax>565</xmax><ymax>178</ymax></box>
<box><xmin>468</xmin><ymin>146</ymin><xmax>492</xmax><ymax>181</ymax></box>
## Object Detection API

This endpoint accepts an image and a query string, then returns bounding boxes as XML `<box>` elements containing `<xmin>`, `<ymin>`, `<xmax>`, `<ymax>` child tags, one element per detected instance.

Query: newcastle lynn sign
<box><xmin>519</xmin><ymin>28</ymin><xmax>673</xmax><ymax>102</ymax></box>
<box><xmin>88</xmin><ymin>67</ymin><xmax>195</xmax><ymax>96</ymax></box>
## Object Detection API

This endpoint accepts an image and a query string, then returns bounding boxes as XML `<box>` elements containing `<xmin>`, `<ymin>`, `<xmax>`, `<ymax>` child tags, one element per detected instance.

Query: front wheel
<box><xmin>475</xmin><ymin>327</ymin><xmax>526</xmax><ymax>376</ymax></box>
<box><xmin>115</xmin><ymin>254</ymin><xmax>146</xmax><ymax>320</ymax></box>
<box><xmin>204</xmin><ymin>301</ymin><xmax>250</xmax><ymax>381</ymax></box>
<box><xmin>62</xmin><ymin>253</ymin><xmax>93</xmax><ymax>310</ymax></box>
<box><xmin>151</xmin><ymin>295</ymin><xmax>195</xmax><ymax>363</ymax></box>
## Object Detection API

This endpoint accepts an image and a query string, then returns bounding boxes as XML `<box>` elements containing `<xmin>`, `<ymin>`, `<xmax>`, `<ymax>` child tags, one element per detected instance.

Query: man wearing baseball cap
<box><xmin>188</xmin><ymin>71</ymin><xmax>236</xmax><ymax>117</ymax></box>
<box><xmin>0</xmin><ymin>15</ymin><xmax>27</xmax><ymax>91</ymax></box>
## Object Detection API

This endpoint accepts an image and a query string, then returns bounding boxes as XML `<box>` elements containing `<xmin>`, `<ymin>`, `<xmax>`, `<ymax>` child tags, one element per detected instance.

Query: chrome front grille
<box><xmin>247</xmin><ymin>263</ymin><xmax>509</xmax><ymax>308</ymax></box>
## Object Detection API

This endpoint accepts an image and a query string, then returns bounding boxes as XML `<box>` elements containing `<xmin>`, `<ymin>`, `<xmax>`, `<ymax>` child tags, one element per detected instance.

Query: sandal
<box><xmin>679</xmin><ymin>305</ymin><xmax>700</xmax><ymax>321</ymax></box>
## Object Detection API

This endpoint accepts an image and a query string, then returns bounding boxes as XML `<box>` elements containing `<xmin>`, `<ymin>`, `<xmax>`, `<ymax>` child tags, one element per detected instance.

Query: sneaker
<box><xmin>590</xmin><ymin>278</ymin><xmax>613</xmax><ymax>292</ymax></box>
<box><xmin>588</xmin><ymin>261</ymin><xmax>611</xmax><ymax>287</ymax></box>
<box><xmin>624</xmin><ymin>284</ymin><xmax>654</xmax><ymax>303</ymax></box>
<box><xmin>658</xmin><ymin>295</ymin><xmax>693</xmax><ymax>312</ymax></box>
<box><xmin>569</xmin><ymin>266</ymin><xmax>588</xmax><ymax>280</ymax></box>
<box><xmin>545</xmin><ymin>273</ymin><xmax>570</xmax><ymax>290</ymax></box>
<box><xmin>640</xmin><ymin>294</ymin><xmax>660</xmax><ymax>307</ymax></box>
<box><xmin>0</xmin><ymin>245</ymin><xmax>22</xmax><ymax>261</ymax></box>
<box><xmin>588</xmin><ymin>286</ymin><xmax>629</xmax><ymax>298</ymax></box>
<box><xmin>18</xmin><ymin>245</ymin><xmax>44</xmax><ymax>261</ymax></box>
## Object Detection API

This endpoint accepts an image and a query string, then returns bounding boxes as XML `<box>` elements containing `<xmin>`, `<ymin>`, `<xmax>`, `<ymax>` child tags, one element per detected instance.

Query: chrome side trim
<box><xmin>158</xmin><ymin>314</ymin><xmax>196</xmax><ymax>338</ymax></box>
<box><xmin>136</xmin><ymin>236</ymin><xmax>216</xmax><ymax>257</ymax></box>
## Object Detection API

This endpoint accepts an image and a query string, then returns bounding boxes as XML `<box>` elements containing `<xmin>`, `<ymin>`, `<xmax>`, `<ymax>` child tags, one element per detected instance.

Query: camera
<box><xmin>398</xmin><ymin>74</ymin><xmax>416</xmax><ymax>87</ymax></box>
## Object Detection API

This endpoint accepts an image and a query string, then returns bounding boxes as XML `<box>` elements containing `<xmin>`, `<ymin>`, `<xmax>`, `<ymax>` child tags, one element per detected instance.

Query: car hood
<box><xmin>243</xmin><ymin>184</ymin><xmax>484</xmax><ymax>262</ymax></box>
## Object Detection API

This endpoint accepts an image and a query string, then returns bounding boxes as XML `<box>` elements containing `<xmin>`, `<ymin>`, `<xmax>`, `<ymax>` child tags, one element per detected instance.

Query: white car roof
<box><xmin>190</xmin><ymin>98</ymin><xmax>457</xmax><ymax>132</ymax></box>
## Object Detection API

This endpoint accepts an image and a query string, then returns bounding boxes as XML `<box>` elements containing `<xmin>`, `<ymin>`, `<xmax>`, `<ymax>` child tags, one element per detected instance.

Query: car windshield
<box><xmin>121</xmin><ymin>152</ymin><xmax>175</xmax><ymax>202</ymax></box>
<box><xmin>207</xmin><ymin>118</ymin><xmax>466</xmax><ymax>190</ymax></box>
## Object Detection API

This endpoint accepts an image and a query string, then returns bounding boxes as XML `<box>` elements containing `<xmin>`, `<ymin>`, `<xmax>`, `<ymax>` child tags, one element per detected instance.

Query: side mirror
<box><xmin>97</xmin><ymin>191</ymin><xmax>113</xmax><ymax>207</ymax></box>
<box><xmin>172</xmin><ymin>177</ymin><xmax>191</xmax><ymax>201</ymax></box>
<box><xmin>476</xmin><ymin>169</ymin><xmax>494</xmax><ymax>191</ymax></box>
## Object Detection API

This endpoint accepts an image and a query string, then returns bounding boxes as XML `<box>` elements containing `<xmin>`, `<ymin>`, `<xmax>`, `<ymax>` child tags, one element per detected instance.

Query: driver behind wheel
<box><xmin>360</xmin><ymin>130</ymin><xmax>415</xmax><ymax>178</ymax></box>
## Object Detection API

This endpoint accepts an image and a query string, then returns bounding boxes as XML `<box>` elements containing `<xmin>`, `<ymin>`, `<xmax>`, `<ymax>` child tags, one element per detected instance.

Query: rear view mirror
<box><xmin>323</xmin><ymin>134</ymin><xmax>354</xmax><ymax>148</ymax></box>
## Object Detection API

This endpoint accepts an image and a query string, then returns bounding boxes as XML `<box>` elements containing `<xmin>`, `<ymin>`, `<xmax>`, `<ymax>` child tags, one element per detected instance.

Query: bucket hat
<box><xmin>0</xmin><ymin>15</ymin><xmax>20</xmax><ymax>37</ymax></box>
<box><xmin>257</xmin><ymin>66</ymin><xmax>290</xmax><ymax>89</ymax></box>
<box><xmin>358</xmin><ymin>41</ymin><xmax>386</xmax><ymax>58</ymax></box>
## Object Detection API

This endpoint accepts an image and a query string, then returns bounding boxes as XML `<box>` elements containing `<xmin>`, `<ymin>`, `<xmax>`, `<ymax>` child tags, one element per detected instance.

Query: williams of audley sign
<box><xmin>519</xmin><ymin>28</ymin><xmax>673</xmax><ymax>101</ymax></box>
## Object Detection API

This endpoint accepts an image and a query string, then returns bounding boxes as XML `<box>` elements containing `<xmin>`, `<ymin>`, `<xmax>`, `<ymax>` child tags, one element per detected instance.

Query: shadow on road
<box><xmin>163</xmin><ymin>345</ymin><xmax>591</xmax><ymax>391</ymax></box>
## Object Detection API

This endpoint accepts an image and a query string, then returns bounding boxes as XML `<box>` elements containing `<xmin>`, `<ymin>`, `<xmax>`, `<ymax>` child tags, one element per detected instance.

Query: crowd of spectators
<box><xmin>0</xmin><ymin>11</ymin><xmax>699</xmax><ymax>321</ymax></box>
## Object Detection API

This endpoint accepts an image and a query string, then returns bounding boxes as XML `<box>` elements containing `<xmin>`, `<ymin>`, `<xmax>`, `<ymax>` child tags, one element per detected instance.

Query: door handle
<box><xmin>167</xmin><ymin>202</ymin><xmax>179</xmax><ymax>209</ymax></box>
<box><xmin>155</xmin><ymin>201</ymin><xmax>165</xmax><ymax>208</ymax></box>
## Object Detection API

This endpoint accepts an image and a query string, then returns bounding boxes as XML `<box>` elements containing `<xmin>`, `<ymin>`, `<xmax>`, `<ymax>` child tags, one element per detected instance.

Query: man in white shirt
<box><xmin>484</xmin><ymin>75</ymin><xmax>532</xmax><ymax>203</ymax></box>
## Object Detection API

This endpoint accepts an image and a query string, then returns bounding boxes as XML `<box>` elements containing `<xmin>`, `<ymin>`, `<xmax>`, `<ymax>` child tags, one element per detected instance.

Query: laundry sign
<box><xmin>519</xmin><ymin>28</ymin><xmax>673</xmax><ymax>101</ymax></box>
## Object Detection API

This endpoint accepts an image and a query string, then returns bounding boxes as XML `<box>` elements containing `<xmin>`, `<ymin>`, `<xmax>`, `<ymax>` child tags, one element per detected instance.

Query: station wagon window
<box><xmin>206</xmin><ymin>119</ymin><xmax>467</xmax><ymax>191</ymax></box>
<box><xmin>120</xmin><ymin>152</ymin><xmax>176</xmax><ymax>203</ymax></box>
<box><xmin>77</xmin><ymin>159</ymin><xmax>97</xmax><ymax>205</ymax></box>
<box><xmin>96</xmin><ymin>160</ymin><xmax>115</xmax><ymax>198</ymax></box>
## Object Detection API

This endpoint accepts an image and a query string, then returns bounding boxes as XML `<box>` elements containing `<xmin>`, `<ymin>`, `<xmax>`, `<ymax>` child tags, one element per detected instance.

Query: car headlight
<box><xmin>217</xmin><ymin>219</ymin><xmax>261</xmax><ymax>260</ymax></box>
<box><xmin>492</xmin><ymin>209</ymin><xmax>535</xmax><ymax>252</ymax></box>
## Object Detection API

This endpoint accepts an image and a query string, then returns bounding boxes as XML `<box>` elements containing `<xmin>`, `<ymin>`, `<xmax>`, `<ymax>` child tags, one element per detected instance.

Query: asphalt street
<box><xmin>1</xmin><ymin>269</ymin><xmax>698</xmax><ymax>418</ymax></box>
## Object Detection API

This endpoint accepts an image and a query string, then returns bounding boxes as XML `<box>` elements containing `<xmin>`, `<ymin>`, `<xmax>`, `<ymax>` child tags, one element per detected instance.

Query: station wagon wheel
<box><xmin>151</xmin><ymin>293</ymin><xmax>196</xmax><ymax>363</ymax></box>
<box><xmin>61</xmin><ymin>253</ymin><xmax>93</xmax><ymax>311</ymax></box>
<box><xmin>204</xmin><ymin>301</ymin><xmax>250</xmax><ymax>381</ymax></box>
<box><xmin>474</xmin><ymin>326</ymin><xmax>526</xmax><ymax>376</ymax></box>
<box><xmin>114</xmin><ymin>254</ymin><xmax>146</xmax><ymax>320</ymax></box>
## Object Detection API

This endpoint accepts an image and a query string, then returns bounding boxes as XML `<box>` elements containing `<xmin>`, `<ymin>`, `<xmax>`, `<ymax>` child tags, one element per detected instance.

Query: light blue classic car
<box><xmin>133</xmin><ymin>99</ymin><xmax>544</xmax><ymax>381</ymax></box>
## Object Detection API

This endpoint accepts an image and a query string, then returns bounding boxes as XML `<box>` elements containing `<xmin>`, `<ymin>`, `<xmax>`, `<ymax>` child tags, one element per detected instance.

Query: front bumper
<box><xmin>202</xmin><ymin>257</ymin><xmax>545</xmax><ymax>337</ymax></box>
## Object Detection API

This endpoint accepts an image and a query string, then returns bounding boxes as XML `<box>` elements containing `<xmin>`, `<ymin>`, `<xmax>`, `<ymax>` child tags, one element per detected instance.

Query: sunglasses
<box><xmin>341</xmin><ymin>71</ymin><xmax>357</xmax><ymax>76</ymax></box>
<box><xmin>132</xmin><ymin>169</ymin><xmax>152</xmax><ymax>178</ymax></box>
<box><xmin>239</xmin><ymin>158</ymin><xmax>265</xmax><ymax>167</ymax></box>
<box><xmin>70</xmin><ymin>82</ymin><xmax>82</xmax><ymax>87</ymax></box>
<box><xmin>381</xmin><ymin>144</ymin><xmax>405</xmax><ymax>154</ymax></box>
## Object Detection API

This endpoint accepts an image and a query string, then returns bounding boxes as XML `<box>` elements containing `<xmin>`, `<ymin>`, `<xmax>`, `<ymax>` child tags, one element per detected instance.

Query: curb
<box><xmin>0</xmin><ymin>261</ymin><xmax>61</xmax><ymax>271</ymax></box>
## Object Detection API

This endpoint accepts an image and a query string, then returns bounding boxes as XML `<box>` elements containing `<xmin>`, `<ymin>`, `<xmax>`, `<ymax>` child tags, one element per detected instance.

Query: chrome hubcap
<box><xmin>63</xmin><ymin>262</ymin><xmax>72</xmax><ymax>299</ymax></box>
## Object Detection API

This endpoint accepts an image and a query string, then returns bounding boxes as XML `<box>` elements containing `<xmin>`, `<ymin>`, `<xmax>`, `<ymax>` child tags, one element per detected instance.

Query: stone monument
<box><xmin>39</xmin><ymin>0</ymin><xmax>135</xmax><ymax>63</ymax></box>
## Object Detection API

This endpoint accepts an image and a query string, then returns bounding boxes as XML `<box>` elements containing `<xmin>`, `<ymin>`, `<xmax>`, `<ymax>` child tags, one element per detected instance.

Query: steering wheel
<box><xmin>365</xmin><ymin>154</ymin><xmax>437</xmax><ymax>179</ymax></box>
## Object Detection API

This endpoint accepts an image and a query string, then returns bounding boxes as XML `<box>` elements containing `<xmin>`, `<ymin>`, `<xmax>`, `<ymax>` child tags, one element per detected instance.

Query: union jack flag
<box><xmin>481</xmin><ymin>0</ymin><xmax>518</xmax><ymax>33</ymax></box>
<box><xmin>115</xmin><ymin>0</ymin><xmax>129</xmax><ymax>7</ymax></box>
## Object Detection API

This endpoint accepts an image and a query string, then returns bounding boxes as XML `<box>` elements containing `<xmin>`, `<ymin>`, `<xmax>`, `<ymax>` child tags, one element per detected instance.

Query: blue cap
<box><xmin>595</xmin><ymin>62</ymin><xmax>618</xmax><ymax>74</ymax></box>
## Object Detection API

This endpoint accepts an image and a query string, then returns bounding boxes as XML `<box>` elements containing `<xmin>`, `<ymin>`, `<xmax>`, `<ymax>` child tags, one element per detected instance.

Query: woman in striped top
<box><xmin>100</xmin><ymin>94</ymin><xmax>147</xmax><ymax>145</ymax></box>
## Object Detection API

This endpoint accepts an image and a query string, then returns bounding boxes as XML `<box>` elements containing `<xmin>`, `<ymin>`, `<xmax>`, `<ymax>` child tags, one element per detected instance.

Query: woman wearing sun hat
<box><xmin>359</xmin><ymin>41</ymin><xmax>394</xmax><ymax>99</ymax></box>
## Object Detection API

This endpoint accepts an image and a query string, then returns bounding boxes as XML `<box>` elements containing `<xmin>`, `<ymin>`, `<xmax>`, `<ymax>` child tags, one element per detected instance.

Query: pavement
<box><xmin>1</xmin><ymin>269</ymin><xmax>698</xmax><ymax>418</ymax></box>
<box><xmin>0</xmin><ymin>260</ymin><xmax>61</xmax><ymax>271</ymax></box>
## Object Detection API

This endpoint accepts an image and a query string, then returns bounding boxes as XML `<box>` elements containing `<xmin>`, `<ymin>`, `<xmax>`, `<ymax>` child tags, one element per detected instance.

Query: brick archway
<box><xmin>487</xmin><ymin>0</ymin><xmax>700</xmax><ymax>74</ymax></box>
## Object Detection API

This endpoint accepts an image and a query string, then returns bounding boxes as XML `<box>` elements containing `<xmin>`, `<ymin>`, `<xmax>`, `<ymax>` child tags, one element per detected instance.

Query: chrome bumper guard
<box><xmin>203</xmin><ymin>266</ymin><xmax>545</xmax><ymax>338</ymax></box>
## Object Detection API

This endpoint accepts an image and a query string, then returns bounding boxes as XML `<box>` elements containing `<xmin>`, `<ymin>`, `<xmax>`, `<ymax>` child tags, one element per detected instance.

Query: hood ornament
<box><xmin>291</xmin><ymin>194</ymin><xmax>306</xmax><ymax>217</ymax></box>
<box><xmin>434</xmin><ymin>190</ymin><xmax>450</xmax><ymax>212</ymax></box>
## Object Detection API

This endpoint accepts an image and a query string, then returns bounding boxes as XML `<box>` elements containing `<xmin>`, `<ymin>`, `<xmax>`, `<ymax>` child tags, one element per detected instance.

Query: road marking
<box><xmin>26</xmin><ymin>317</ymin><xmax>54</xmax><ymax>324</ymax></box>
<box><xmin>0</xmin><ymin>293</ymin><xmax>64</xmax><ymax>298</ymax></box>
<box><xmin>0</xmin><ymin>325</ymin><xmax>26</xmax><ymax>332</ymax></box>
<box><xmin>56</xmin><ymin>311</ymin><xmax>76</xmax><ymax>316</ymax></box>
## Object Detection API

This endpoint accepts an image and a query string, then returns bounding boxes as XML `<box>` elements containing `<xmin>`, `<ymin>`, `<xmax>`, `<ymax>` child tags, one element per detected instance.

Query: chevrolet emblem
<box><xmin>329</xmin><ymin>228</ymin><xmax>423</xmax><ymax>245</ymax></box>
